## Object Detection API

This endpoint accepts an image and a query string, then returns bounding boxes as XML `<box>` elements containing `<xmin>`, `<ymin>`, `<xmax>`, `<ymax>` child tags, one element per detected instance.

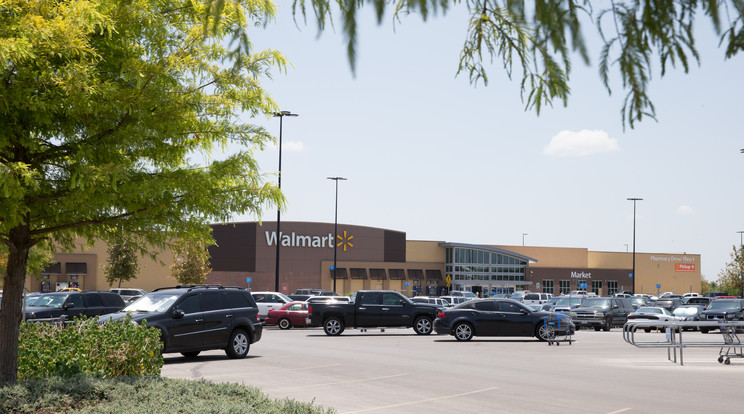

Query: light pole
<box><xmin>737</xmin><ymin>231</ymin><xmax>744</xmax><ymax>247</ymax></box>
<box><xmin>627</xmin><ymin>197</ymin><xmax>643</xmax><ymax>295</ymax></box>
<box><xmin>273</xmin><ymin>111</ymin><xmax>298</xmax><ymax>292</ymax></box>
<box><xmin>624</xmin><ymin>244</ymin><xmax>629</xmax><ymax>252</ymax></box>
<box><xmin>327</xmin><ymin>177</ymin><xmax>347</xmax><ymax>293</ymax></box>
<box><xmin>522</xmin><ymin>233</ymin><xmax>528</xmax><ymax>246</ymax></box>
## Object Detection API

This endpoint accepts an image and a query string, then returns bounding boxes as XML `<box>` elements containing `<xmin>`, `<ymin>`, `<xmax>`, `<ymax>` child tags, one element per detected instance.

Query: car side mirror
<box><xmin>400</xmin><ymin>299</ymin><xmax>407</xmax><ymax>305</ymax></box>
<box><xmin>172</xmin><ymin>309</ymin><xmax>185</xmax><ymax>319</ymax></box>
<box><xmin>63</xmin><ymin>303</ymin><xmax>75</xmax><ymax>310</ymax></box>
<box><xmin>521</xmin><ymin>309</ymin><xmax>529</xmax><ymax>314</ymax></box>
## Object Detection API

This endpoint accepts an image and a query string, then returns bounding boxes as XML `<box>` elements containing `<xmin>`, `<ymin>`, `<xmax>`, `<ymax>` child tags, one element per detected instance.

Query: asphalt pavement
<box><xmin>161</xmin><ymin>326</ymin><xmax>743</xmax><ymax>413</ymax></box>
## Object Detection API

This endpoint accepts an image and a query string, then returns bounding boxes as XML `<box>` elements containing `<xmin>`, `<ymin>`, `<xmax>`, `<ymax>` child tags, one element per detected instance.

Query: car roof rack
<box><xmin>152</xmin><ymin>284</ymin><xmax>247</xmax><ymax>292</ymax></box>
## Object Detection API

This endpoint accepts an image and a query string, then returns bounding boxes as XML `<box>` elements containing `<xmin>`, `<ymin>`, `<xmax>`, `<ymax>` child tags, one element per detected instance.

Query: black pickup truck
<box><xmin>307</xmin><ymin>290</ymin><xmax>440</xmax><ymax>336</ymax></box>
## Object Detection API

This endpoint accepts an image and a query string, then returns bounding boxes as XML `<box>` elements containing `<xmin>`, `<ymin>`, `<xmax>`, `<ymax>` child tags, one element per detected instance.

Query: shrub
<box><xmin>18</xmin><ymin>316</ymin><xmax>163</xmax><ymax>379</ymax></box>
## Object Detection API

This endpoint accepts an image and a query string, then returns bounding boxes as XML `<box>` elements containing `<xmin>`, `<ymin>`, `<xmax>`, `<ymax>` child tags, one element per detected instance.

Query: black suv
<box><xmin>699</xmin><ymin>299</ymin><xmax>744</xmax><ymax>333</ymax></box>
<box><xmin>24</xmin><ymin>291</ymin><xmax>125</xmax><ymax>321</ymax></box>
<box><xmin>99</xmin><ymin>285</ymin><xmax>262</xmax><ymax>359</ymax></box>
<box><xmin>569</xmin><ymin>297</ymin><xmax>634</xmax><ymax>331</ymax></box>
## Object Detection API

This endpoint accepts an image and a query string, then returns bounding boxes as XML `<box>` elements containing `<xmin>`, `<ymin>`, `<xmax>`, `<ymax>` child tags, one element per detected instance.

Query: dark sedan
<box><xmin>433</xmin><ymin>299</ymin><xmax>574</xmax><ymax>341</ymax></box>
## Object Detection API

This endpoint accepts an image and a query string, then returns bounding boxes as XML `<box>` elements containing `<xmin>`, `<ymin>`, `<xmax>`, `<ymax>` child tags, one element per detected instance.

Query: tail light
<box><xmin>437</xmin><ymin>311</ymin><xmax>446</xmax><ymax>319</ymax></box>
<box><xmin>308</xmin><ymin>305</ymin><xmax>312</xmax><ymax>315</ymax></box>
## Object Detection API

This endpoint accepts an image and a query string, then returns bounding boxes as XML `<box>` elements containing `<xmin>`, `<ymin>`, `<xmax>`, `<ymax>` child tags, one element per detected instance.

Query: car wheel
<box><xmin>701</xmin><ymin>328</ymin><xmax>709</xmax><ymax>334</ymax></box>
<box><xmin>323</xmin><ymin>317</ymin><xmax>345</xmax><ymax>336</ymax></box>
<box><xmin>644</xmin><ymin>328</ymin><xmax>651</xmax><ymax>333</ymax></box>
<box><xmin>278</xmin><ymin>318</ymin><xmax>292</xmax><ymax>330</ymax></box>
<box><xmin>594</xmin><ymin>326</ymin><xmax>602</xmax><ymax>331</ymax></box>
<box><xmin>413</xmin><ymin>316</ymin><xmax>433</xmax><ymax>335</ymax></box>
<box><xmin>536</xmin><ymin>323</ymin><xmax>552</xmax><ymax>341</ymax></box>
<box><xmin>225</xmin><ymin>328</ymin><xmax>250</xmax><ymax>359</ymax></box>
<box><xmin>181</xmin><ymin>351</ymin><xmax>200</xmax><ymax>359</ymax></box>
<box><xmin>453</xmin><ymin>322</ymin><xmax>473</xmax><ymax>341</ymax></box>
<box><xmin>603</xmin><ymin>317</ymin><xmax>612</xmax><ymax>332</ymax></box>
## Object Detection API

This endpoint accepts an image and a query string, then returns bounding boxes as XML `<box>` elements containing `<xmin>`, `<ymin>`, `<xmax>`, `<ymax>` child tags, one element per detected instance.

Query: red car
<box><xmin>265</xmin><ymin>301</ymin><xmax>310</xmax><ymax>329</ymax></box>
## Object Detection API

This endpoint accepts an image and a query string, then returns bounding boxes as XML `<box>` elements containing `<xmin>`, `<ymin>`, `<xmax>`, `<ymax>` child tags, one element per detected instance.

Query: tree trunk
<box><xmin>0</xmin><ymin>224</ymin><xmax>32</xmax><ymax>385</ymax></box>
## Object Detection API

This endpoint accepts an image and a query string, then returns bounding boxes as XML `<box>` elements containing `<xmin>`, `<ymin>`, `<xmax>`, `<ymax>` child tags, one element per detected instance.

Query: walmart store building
<box><xmin>35</xmin><ymin>221</ymin><xmax>701</xmax><ymax>297</ymax></box>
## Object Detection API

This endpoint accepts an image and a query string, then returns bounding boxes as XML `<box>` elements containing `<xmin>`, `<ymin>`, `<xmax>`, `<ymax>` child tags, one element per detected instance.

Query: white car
<box><xmin>522</xmin><ymin>293</ymin><xmax>552</xmax><ymax>306</ymax></box>
<box><xmin>682</xmin><ymin>292</ymin><xmax>701</xmax><ymax>298</ymax></box>
<box><xmin>410</xmin><ymin>296</ymin><xmax>452</xmax><ymax>307</ymax></box>
<box><xmin>450</xmin><ymin>291</ymin><xmax>478</xmax><ymax>300</ymax></box>
<box><xmin>251</xmin><ymin>291</ymin><xmax>293</xmax><ymax>319</ymax></box>
<box><xmin>626</xmin><ymin>306</ymin><xmax>682</xmax><ymax>332</ymax></box>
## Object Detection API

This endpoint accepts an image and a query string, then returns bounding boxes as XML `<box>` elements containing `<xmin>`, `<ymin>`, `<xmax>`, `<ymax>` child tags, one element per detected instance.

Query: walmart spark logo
<box><xmin>336</xmin><ymin>231</ymin><xmax>354</xmax><ymax>251</ymax></box>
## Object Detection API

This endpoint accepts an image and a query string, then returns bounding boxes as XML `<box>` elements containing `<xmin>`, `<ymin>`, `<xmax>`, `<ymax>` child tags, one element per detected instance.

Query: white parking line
<box><xmin>264</xmin><ymin>373</ymin><xmax>407</xmax><ymax>392</ymax></box>
<box><xmin>606</xmin><ymin>409</ymin><xmax>632</xmax><ymax>414</ymax></box>
<box><xmin>342</xmin><ymin>386</ymin><xmax>501</xmax><ymax>413</ymax></box>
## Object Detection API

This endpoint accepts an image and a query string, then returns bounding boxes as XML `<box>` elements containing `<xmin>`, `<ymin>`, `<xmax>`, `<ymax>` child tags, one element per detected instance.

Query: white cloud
<box><xmin>677</xmin><ymin>205</ymin><xmax>695</xmax><ymax>215</ymax></box>
<box><xmin>270</xmin><ymin>141</ymin><xmax>306</xmax><ymax>152</ymax></box>
<box><xmin>543</xmin><ymin>129</ymin><xmax>620</xmax><ymax>157</ymax></box>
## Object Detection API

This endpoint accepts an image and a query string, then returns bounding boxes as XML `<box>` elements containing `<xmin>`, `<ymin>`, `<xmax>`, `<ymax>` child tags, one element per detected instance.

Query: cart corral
<box><xmin>623</xmin><ymin>320</ymin><xmax>744</xmax><ymax>365</ymax></box>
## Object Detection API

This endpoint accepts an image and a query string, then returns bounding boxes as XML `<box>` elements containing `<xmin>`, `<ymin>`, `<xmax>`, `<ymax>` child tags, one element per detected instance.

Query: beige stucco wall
<box><xmin>26</xmin><ymin>239</ymin><xmax>176</xmax><ymax>293</ymax></box>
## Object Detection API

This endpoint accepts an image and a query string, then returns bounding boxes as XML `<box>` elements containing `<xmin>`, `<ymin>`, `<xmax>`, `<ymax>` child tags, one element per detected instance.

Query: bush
<box><xmin>18</xmin><ymin>316</ymin><xmax>163</xmax><ymax>379</ymax></box>
<box><xmin>0</xmin><ymin>375</ymin><xmax>337</xmax><ymax>414</ymax></box>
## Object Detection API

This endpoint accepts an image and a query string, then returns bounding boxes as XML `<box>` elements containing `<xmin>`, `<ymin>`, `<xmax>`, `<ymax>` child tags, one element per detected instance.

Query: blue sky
<box><xmin>234</xmin><ymin>2</ymin><xmax>744</xmax><ymax>281</ymax></box>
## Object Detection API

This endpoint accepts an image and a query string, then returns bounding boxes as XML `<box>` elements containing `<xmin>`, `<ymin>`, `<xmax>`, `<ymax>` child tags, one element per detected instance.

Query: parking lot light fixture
<box><xmin>627</xmin><ymin>197</ymin><xmax>643</xmax><ymax>295</ymax></box>
<box><xmin>327</xmin><ymin>177</ymin><xmax>347</xmax><ymax>293</ymax></box>
<box><xmin>273</xmin><ymin>111</ymin><xmax>298</xmax><ymax>292</ymax></box>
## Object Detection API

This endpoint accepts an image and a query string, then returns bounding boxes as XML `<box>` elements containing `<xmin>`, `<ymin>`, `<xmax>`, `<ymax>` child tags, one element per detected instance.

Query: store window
<box><xmin>607</xmin><ymin>281</ymin><xmax>618</xmax><ymax>296</ymax></box>
<box><xmin>559</xmin><ymin>280</ymin><xmax>570</xmax><ymax>294</ymax></box>
<box><xmin>542</xmin><ymin>280</ymin><xmax>554</xmax><ymax>295</ymax></box>
<box><xmin>591</xmin><ymin>281</ymin><xmax>603</xmax><ymax>295</ymax></box>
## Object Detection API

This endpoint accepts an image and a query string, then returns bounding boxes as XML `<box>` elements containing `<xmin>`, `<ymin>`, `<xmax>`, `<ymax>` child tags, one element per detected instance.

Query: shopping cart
<box><xmin>718</xmin><ymin>321</ymin><xmax>743</xmax><ymax>365</ymax></box>
<box><xmin>544</xmin><ymin>314</ymin><xmax>573</xmax><ymax>346</ymax></box>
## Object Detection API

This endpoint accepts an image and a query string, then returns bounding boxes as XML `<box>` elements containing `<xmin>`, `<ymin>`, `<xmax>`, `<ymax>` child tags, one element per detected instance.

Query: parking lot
<box><xmin>162</xmin><ymin>327</ymin><xmax>743</xmax><ymax>413</ymax></box>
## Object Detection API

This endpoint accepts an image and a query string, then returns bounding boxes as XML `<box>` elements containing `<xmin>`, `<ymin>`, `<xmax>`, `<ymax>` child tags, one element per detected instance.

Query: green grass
<box><xmin>0</xmin><ymin>375</ymin><xmax>336</xmax><ymax>414</ymax></box>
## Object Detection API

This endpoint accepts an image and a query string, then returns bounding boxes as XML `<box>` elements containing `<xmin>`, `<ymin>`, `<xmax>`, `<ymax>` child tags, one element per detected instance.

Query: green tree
<box><xmin>285</xmin><ymin>0</ymin><xmax>744</xmax><ymax>128</ymax></box>
<box><xmin>170</xmin><ymin>240</ymin><xmax>212</xmax><ymax>285</ymax></box>
<box><xmin>718</xmin><ymin>245</ymin><xmax>744</xmax><ymax>297</ymax></box>
<box><xmin>0</xmin><ymin>0</ymin><xmax>285</xmax><ymax>384</ymax></box>
<box><xmin>103</xmin><ymin>242</ymin><xmax>140</xmax><ymax>288</ymax></box>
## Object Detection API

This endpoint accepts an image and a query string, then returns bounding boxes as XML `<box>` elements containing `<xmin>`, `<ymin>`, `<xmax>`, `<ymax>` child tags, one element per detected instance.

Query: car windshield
<box><xmin>636</xmin><ymin>307</ymin><xmax>662</xmax><ymax>314</ymax></box>
<box><xmin>673</xmin><ymin>307</ymin><xmax>699</xmax><ymax>316</ymax></box>
<box><xmin>29</xmin><ymin>294</ymin><xmax>67</xmax><ymax>308</ymax></box>
<box><xmin>555</xmin><ymin>297</ymin><xmax>582</xmax><ymax>306</ymax></box>
<box><xmin>581</xmin><ymin>298</ymin><xmax>611</xmax><ymax>308</ymax></box>
<box><xmin>277</xmin><ymin>293</ymin><xmax>293</xmax><ymax>302</ymax></box>
<box><xmin>630</xmin><ymin>297</ymin><xmax>646</xmax><ymax>305</ymax></box>
<box><xmin>708</xmin><ymin>301</ymin><xmax>741</xmax><ymax>311</ymax></box>
<box><xmin>123</xmin><ymin>292</ymin><xmax>181</xmax><ymax>313</ymax></box>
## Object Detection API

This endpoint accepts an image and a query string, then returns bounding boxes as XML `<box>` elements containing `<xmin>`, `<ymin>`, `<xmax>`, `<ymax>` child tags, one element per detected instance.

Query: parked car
<box><xmin>683</xmin><ymin>296</ymin><xmax>712</xmax><ymax>307</ymax></box>
<box><xmin>23</xmin><ymin>291</ymin><xmax>125</xmax><ymax>321</ymax></box>
<box><xmin>99</xmin><ymin>284</ymin><xmax>262</xmax><ymax>359</ymax></box>
<box><xmin>264</xmin><ymin>301</ymin><xmax>310</xmax><ymax>329</ymax></box>
<box><xmin>672</xmin><ymin>305</ymin><xmax>707</xmax><ymax>330</ymax></box>
<box><xmin>569</xmin><ymin>297</ymin><xmax>634</xmax><ymax>331</ymax></box>
<box><xmin>614</xmin><ymin>290</ymin><xmax>633</xmax><ymax>297</ymax></box>
<box><xmin>294</xmin><ymin>288</ymin><xmax>336</xmax><ymax>296</ymax></box>
<box><xmin>251</xmin><ymin>291</ymin><xmax>293</xmax><ymax>319</ymax></box>
<box><xmin>629</xmin><ymin>296</ymin><xmax>649</xmax><ymax>310</ymax></box>
<box><xmin>433</xmin><ymin>298</ymin><xmax>574</xmax><ymax>341</ymax></box>
<box><xmin>109</xmin><ymin>288</ymin><xmax>147</xmax><ymax>303</ymax></box>
<box><xmin>522</xmin><ymin>293</ymin><xmax>552</xmax><ymax>306</ymax></box>
<box><xmin>509</xmin><ymin>291</ymin><xmax>529</xmax><ymax>302</ymax></box>
<box><xmin>58</xmin><ymin>287</ymin><xmax>81</xmax><ymax>292</ymax></box>
<box><xmin>682</xmin><ymin>292</ymin><xmax>701</xmax><ymax>298</ymax></box>
<box><xmin>288</xmin><ymin>294</ymin><xmax>313</xmax><ymax>302</ymax></box>
<box><xmin>411</xmin><ymin>296</ymin><xmax>452</xmax><ymax>307</ymax></box>
<box><xmin>450</xmin><ymin>291</ymin><xmax>478</xmax><ymax>299</ymax></box>
<box><xmin>699</xmin><ymin>299</ymin><xmax>744</xmax><ymax>333</ymax></box>
<box><xmin>627</xmin><ymin>306</ymin><xmax>682</xmax><ymax>332</ymax></box>
<box><xmin>308</xmin><ymin>290</ymin><xmax>440</xmax><ymax>336</ymax></box>
<box><xmin>653</xmin><ymin>297</ymin><xmax>683</xmax><ymax>312</ymax></box>
<box><xmin>545</xmin><ymin>296</ymin><xmax>583</xmax><ymax>313</ymax></box>
<box><xmin>438</xmin><ymin>296</ymin><xmax>470</xmax><ymax>306</ymax></box>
